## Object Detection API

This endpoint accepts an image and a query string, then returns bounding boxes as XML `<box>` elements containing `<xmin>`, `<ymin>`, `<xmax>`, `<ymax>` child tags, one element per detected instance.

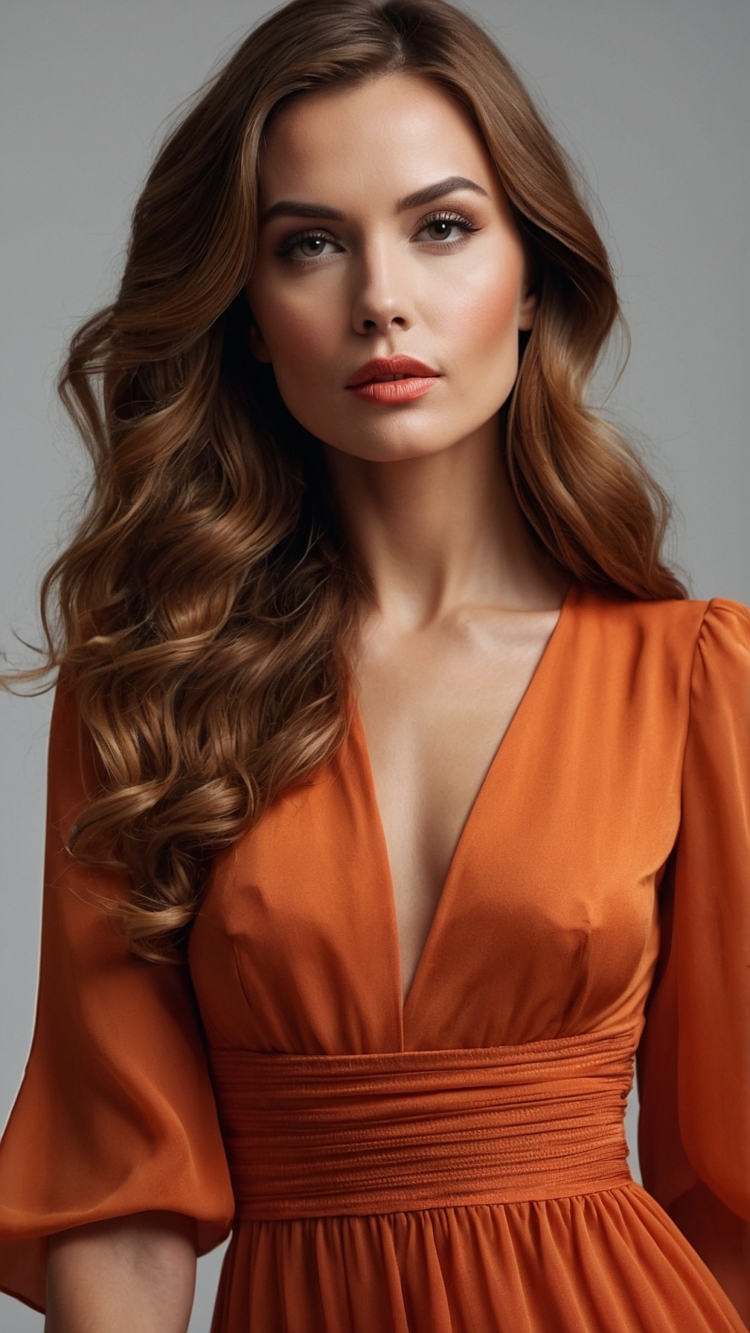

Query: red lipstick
<box><xmin>345</xmin><ymin>355</ymin><xmax>441</xmax><ymax>404</ymax></box>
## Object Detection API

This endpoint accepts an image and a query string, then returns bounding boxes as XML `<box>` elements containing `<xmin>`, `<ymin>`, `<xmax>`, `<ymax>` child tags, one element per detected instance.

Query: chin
<box><xmin>336</xmin><ymin>431</ymin><xmax>455</xmax><ymax>463</ymax></box>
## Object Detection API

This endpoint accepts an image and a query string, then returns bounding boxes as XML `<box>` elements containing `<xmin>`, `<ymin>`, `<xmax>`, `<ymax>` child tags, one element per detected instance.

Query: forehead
<box><xmin>258</xmin><ymin>73</ymin><xmax>499</xmax><ymax>204</ymax></box>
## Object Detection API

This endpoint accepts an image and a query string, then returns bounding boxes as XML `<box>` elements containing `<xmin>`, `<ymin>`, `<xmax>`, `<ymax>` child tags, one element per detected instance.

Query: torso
<box><xmin>353</xmin><ymin>595</ymin><xmax>567</xmax><ymax>998</ymax></box>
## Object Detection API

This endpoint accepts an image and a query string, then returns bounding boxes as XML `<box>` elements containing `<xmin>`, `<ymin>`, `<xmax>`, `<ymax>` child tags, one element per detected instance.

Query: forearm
<box><xmin>45</xmin><ymin>1211</ymin><xmax>197</xmax><ymax>1333</ymax></box>
<box><xmin>669</xmin><ymin>1182</ymin><xmax>750</xmax><ymax>1329</ymax></box>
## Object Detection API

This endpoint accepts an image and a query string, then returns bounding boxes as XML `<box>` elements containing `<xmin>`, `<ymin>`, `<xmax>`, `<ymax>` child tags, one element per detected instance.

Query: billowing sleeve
<box><xmin>637</xmin><ymin>598</ymin><xmax>750</xmax><ymax>1315</ymax></box>
<box><xmin>0</xmin><ymin>684</ymin><xmax>234</xmax><ymax>1312</ymax></box>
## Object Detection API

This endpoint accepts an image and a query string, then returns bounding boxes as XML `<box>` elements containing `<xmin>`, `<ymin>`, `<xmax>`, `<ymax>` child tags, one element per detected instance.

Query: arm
<box><xmin>0</xmin><ymin>686</ymin><xmax>233</xmax><ymax>1313</ymax></box>
<box><xmin>46</xmin><ymin>1212</ymin><xmax>196</xmax><ymax>1333</ymax></box>
<box><xmin>637</xmin><ymin>600</ymin><xmax>750</xmax><ymax>1328</ymax></box>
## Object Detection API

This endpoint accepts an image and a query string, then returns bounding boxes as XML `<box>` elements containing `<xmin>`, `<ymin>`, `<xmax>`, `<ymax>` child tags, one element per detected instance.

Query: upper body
<box><xmin>1</xmin><ymin>588</ymin><xmax>750</xmax><ymax>1328</ymax></box>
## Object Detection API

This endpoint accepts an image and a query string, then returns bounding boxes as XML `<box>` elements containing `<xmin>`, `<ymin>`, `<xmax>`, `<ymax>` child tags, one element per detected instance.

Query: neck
<box><xmin>323</xmin><ymin>416</ymin><xmax>566</xmax><ymax>631</ymax></box>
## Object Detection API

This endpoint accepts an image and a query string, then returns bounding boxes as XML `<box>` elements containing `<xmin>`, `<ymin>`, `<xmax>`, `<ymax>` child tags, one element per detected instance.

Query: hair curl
<box><xmin>9</xmin><ymin>0</ymin><xmax>685</xmax><ymax>959</ymax></box>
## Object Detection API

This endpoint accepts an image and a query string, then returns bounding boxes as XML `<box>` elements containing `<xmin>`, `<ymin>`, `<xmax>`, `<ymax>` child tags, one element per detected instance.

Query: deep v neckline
<box><xmin>349</xmin><ymin>583</ymin><xmax>579</xmax><ymax>1022</ymax></box>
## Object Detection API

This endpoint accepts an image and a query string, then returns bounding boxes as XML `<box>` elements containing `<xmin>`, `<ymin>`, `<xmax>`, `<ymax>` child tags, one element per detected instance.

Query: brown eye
<box><xmin>427</xmin><ymin>220</ymin><xmax>454</xmax><ymax>240</ymax></box>
<box><xmin>298</xmin><ymin>236</ymin><xmax>328</xmax><ymax>257</ymax></box>
<box><xmin>277</xmin><ymin>230</ymin><xmax>339</xmax><ymax>262</ymax></box>
<box><xmin>417</xmin><ymin>212</ymin><xmax>478</xmax><ymax>245</ymax></box>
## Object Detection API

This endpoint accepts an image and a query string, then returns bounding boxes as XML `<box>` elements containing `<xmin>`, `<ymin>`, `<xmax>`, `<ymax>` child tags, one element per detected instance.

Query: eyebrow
<box><xmin>258</xmin><ymin>175</ymin><xmax>489</xmax><ymax>225</ymax></box>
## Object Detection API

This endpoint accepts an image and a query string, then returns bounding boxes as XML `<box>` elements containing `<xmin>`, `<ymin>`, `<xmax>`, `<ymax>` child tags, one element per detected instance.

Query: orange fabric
<box><xmin>210</xmin><ymin>1032</ymin><xmax>634</xmax><ymax>1217</ymax></box>
<box><xmin>0</xmin><ymin>586</ymin><xmax>748</xmax><ymax>1331</ymax></box>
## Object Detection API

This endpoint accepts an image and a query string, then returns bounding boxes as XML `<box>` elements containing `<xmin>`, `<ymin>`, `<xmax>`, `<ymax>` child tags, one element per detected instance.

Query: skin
<box><xmin>246</xmin><ymin>72</ymin><xmax>569</xmax><ymax>1001</ymax></box>
<box><xmin>46</xmin><ymin>1212</ymin><xmax>196</xmax><ymax>1332</ymax></box>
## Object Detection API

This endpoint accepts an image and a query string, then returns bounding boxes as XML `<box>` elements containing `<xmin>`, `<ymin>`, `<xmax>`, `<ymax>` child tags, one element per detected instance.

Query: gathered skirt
<box><xmin>206</xmin><ymin>1036</ymin><xmax>746</xmax><ymax>1332</ymax></box>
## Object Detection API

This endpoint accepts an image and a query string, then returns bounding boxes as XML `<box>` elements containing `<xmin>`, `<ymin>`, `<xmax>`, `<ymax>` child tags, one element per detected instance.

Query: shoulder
<box><xmin>569</xmin><ymin>586</ymin><xmax>750</xmax><ymax>704</ymax></box>
<box><xmin>574</xmin><ymin>585</ymin><xmax>750</xmax><ymax>654</ymax></box>
<box><xmin>688</xmin><ymin>597</ymin><xmax>750</xmax><ymax>706</ymax></box>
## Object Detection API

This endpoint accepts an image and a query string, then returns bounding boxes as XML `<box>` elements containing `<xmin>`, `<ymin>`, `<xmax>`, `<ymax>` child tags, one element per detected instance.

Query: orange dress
<box><xmin>0</xmin><ymin>586</ymin><xmax>749</xmax><ymax>1331</ymax></box>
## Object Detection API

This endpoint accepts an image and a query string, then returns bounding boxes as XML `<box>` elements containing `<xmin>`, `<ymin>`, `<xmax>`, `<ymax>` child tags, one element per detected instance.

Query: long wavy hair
<box><xmin>10</xmin><ymin>0</ymin><xmax>685</xmax><ymax>959</ymax></box>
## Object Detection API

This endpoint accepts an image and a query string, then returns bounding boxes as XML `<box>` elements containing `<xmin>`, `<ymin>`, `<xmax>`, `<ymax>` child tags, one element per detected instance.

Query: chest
<box><xmin>193</xmin><ymin>591</ymin><xmax>687</xmax><ymax>1052</ymax></box>
<box><xmin>352</xmin><ymin>607</ymin><xmax>564</xmax><ymax>997</ymax></box>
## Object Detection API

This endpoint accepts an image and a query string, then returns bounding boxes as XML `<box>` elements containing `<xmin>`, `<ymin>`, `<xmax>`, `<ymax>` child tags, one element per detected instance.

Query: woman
<box><xmin>0</xmin><ymin>0</ymin><xmax>747</xmax><ymax>1328</ymax></box>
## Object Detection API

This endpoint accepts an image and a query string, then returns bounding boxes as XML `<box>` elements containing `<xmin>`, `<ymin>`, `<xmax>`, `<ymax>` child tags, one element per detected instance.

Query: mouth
<box><xmin>345</xmin><ymin>355</ymin><xmax>441</xmax><ymax>404</ymax></box>
<box><xmin>364</xmin><ymin>373</ymin><xmax>421</xmax><ymax>382</ymax></box>
<box><xmin>345</xmin><ymin>355</ymin><xmax>441</xmax><ymax>389</ymax></box>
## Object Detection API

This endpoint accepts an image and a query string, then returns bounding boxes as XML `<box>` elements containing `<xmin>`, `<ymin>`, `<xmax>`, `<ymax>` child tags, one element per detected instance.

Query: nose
<box><xmin>350</xmin><ymin>238</ymin><xmax>412</xmax><ymax>336</ymax></box>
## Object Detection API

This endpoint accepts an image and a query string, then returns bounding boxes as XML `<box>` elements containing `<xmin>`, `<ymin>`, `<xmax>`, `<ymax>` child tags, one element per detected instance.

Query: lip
<box><xmin>345</xmin><ymin>355</ymin><xmax>441</xmax><ymax>406</ymax></box>
<box><xmin>345</xmin><ymin>355</ymin><xmax>441</xmax><ymax>388</ymax></box>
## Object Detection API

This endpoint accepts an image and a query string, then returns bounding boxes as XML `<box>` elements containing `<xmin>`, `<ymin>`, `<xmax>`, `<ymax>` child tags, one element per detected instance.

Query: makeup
<box><xmin>345</xmin><ymin>355</ymin><xmax>441</xmax><ymax>404</ymax></box>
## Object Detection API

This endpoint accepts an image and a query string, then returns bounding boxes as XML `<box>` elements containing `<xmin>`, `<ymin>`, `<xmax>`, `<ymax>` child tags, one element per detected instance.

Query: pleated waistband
<box><xmin>209</xmin><ymin>1028</ymin><xmax>635</xmax><ymax>1220</ymax></box>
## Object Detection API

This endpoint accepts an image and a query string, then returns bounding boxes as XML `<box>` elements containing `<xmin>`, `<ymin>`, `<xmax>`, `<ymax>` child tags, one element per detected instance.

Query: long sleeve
<box><xmin>0</xmin><ymin>685</ymin><xmax>234</xmax><ymax>1312</ymax></box>
<box><xmin>637</xmin><ymin>598</ymin><xmax>750</xmax><ymax>1321</ymax></box>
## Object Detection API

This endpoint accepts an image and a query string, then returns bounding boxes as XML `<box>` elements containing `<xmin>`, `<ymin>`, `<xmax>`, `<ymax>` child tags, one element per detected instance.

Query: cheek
<box><xmin>249</xmin><ymin>280</ymin><xmax>341</xmax><ymax>435</ymax></box>
<box><xmin>439</xmin><ymin>250</ymin><xmax>523</xmax><ymax>362</ymax></box>
<box><xmin>253</xmin><ymin>280</ymin><xmax>338</xmax><ymax>369</ymax></box>
<box><xmin>458</xmin><ymin>271</ymin><xmax>522</xmax><ymax>357</ymax></box>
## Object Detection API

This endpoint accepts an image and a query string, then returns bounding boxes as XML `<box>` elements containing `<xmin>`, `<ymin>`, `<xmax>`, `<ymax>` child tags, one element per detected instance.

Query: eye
<box><xmin>416</xmin><ymin>211</ymin><xmax>479</xmax><ymax>245</ymax></box>
<box><xmin>276</xmin><ymin>230</ymin><xmax>340</xmax><ymax>263</ymax></box>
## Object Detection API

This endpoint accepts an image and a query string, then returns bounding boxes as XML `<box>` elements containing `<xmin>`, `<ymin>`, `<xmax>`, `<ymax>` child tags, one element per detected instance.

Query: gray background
<box><xmin>1</xmin><ymin>0</ymin><xmax>748</xmax><ymax>1328</ymax></box>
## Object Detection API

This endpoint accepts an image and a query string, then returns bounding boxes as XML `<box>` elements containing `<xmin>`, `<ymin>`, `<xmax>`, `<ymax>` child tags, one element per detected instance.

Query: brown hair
<box><xmin>11</xmin><ymin>0</ymin><xmax>685</xmax><ymax>958</ymax></box>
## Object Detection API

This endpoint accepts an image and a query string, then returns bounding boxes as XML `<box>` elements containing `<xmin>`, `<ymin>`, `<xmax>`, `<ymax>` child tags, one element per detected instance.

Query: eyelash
<box><xmin>420</xmin><ymin>210</ymin><xmax>480</xmax><ymax>242</ymax></box>
<box><xmin>276</xmin><ymin>210</ymin><xmax>480</xmax><ymax>263</ymax></box>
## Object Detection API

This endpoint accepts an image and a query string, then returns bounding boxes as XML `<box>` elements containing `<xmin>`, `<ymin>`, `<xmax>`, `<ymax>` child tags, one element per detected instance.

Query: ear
<box><xmin>248</xmin><ymin>316</ymin><xmax>273</xmax><ymax>364</ymax></box>
<box><xmin>518</xmin><ymin>280</ymin><xmax>537</xmax><ymax>333</ymax></box>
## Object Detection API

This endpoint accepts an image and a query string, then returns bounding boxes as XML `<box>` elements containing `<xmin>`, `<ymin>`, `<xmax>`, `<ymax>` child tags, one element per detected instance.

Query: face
<box><xmin>246</xmin><ymin>73</ymin><xmax>535</xmax><ymax>464</ymax></box>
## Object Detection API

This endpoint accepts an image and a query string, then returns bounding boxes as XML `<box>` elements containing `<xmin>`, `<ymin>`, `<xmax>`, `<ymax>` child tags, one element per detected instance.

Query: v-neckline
<box><xmin>349</xmin><ymin>582</ymin><xmax>579</xmax><ymax>1026</ymax></box>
